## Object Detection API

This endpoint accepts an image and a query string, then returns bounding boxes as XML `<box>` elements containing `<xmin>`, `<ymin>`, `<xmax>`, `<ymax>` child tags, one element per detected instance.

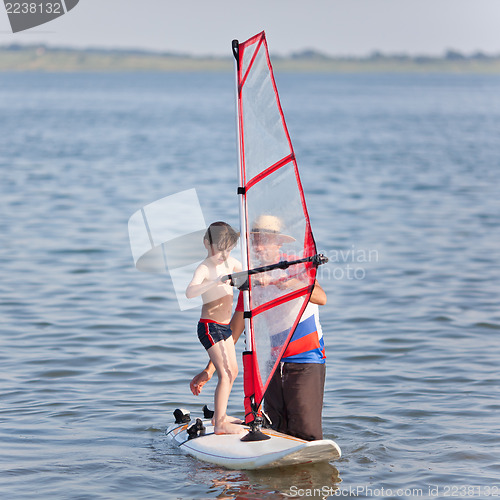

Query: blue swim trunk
<box><xmin>197</xmin><ymin>319</ymin><xmax>232</xmax><ymax>350</ymax></box>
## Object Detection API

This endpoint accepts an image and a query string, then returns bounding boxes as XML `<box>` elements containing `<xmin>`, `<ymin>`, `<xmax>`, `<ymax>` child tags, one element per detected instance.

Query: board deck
<box><xmin>166</xmin><ymin>419</ymin><xmax>341</xmax><ymax>470</ymax></box>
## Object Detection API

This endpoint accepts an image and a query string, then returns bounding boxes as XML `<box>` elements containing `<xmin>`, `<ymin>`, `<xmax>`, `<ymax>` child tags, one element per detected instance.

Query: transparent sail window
<box><xmin>241</xmin><ymin>45</ymin><xmax>291</xmax><ymax>181</ymax></box>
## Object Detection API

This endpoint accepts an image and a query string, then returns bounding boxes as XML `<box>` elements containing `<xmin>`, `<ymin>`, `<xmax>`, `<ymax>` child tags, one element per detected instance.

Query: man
<box><xmin>190</xmin><ymin>215</ymin><xmax>327</xmax><ymax>441</ymax></box>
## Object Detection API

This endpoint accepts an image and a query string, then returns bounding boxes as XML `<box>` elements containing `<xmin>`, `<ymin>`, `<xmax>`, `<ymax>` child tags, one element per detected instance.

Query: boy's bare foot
<box><xmin>214</xmin><ymin>421</ymin><xmax>247</xmax><ymax>435</ymax></box>
<box><xmin>211</xmin><ymin>415</ymin><xmax>243</xmax><ymax>426</ymax></box>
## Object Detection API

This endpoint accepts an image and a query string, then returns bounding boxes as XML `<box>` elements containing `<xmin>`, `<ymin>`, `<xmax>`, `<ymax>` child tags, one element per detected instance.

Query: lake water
<box><xmin>1</xmin><ymin>71</ymin><xmax>499</xmax><ymax>499</ymax></box>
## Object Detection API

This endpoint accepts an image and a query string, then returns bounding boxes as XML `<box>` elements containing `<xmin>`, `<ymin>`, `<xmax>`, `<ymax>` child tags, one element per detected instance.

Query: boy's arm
<box><xmin>190</xmin><ymin>310</ymin><xmax>244</xmax><ymax>395</ymax></box>
<box><xmin>185</xmin><ymin>263</ymin><xmax>222</xmax><ymax>299</ymax></box>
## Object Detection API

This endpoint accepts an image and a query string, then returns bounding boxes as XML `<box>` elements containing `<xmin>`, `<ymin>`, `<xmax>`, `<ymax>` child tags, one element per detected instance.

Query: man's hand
<box><xmin>190</xmin><ymin>369</ymin><xmax>212</xmax><ymax>396</ymax></box>
<box><xmin>253</xmin><ymin>272</ymin><xmax>275</xmax><ymax>287</ymax></box>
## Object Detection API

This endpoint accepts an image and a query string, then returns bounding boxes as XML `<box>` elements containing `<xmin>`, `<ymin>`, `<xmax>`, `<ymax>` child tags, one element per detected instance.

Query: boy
<box><xmin>185</xmin><ymin>222</ymin><xmax>244</xmax><ymax>435</ymax></box>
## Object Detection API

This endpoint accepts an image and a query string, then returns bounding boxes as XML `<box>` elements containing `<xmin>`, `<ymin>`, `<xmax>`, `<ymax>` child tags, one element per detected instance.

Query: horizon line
<box><xmin>2</xmin><ymin>42</ymin><xmax>500</xmax><ymax>60</ymax></box>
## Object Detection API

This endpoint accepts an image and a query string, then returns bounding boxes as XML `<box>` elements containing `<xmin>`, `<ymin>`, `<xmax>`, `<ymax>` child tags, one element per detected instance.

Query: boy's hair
<box><xmin>204</xmin><ymin>222</ymin><xmax>239</xmax><ymax>251</ymax></box>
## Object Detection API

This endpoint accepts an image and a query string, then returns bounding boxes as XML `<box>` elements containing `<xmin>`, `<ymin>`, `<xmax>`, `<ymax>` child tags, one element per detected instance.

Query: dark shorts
<box><xmin>264</xmin><ymin>362</ymin><xmax>326</xmax><ymax>441</ymax></box>
<box><xmin>197</xmin><ymin>319</ymin><xmax>232</xmax><ymax>351</ymax></box>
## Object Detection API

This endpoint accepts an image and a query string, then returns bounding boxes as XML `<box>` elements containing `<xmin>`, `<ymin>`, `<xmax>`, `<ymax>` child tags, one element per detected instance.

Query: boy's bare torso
<box><xmin>200</xmin><ymin>256</ymin><xmax>240</xmax><ymax>324</ymax></box>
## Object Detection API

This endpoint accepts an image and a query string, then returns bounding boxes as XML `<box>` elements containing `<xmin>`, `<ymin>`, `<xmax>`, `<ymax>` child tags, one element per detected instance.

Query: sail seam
<box><xmin>250</xmin><ymin>285</ymin><xmax>312</xmax><ymax>317</ymax></box>
<box><xmin>240</xmin><ymin>34</ymin><xmax>265</xmax><ymax>91</ymax></box>
<box><xmin>245</xmin><ymin>153</ymin><xmax>295</xmax><ymax>191</ymax></box>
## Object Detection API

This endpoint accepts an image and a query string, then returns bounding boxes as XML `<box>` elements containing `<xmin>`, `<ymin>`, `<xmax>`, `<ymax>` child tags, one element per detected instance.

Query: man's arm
<box><xmin>272</xmin><ymin>276</ymin><xmax>327</xmax><ymax>305</ymax></box>
<box><xmin>310</xmin><ymin>280</ymin><xmax>327</xmax><ymax>305</ymax></box>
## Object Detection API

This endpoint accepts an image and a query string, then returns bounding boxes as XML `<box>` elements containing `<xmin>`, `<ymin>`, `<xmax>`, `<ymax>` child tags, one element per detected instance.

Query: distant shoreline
<box><xmin>2</xmin><ymin>45</ymin><xmax>500</xmax><ymax>73</ymax></box>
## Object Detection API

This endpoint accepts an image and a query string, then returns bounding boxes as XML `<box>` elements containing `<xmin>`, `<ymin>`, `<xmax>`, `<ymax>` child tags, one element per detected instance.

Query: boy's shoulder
<box><xmin>194</xmin><ymin>259</ymin><xmax>212</xmax><ymax>273</ymax></box>
<box><xmin>227</xmin><ymin>256</ymin><xmax>241</xmax><ymax>270</ymax></box>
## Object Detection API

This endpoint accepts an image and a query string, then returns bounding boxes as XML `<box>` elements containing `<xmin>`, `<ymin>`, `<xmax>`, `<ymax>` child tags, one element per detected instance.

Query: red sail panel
<box><xmin>234</xmin><ymin>32</ymin><xmax>318</xmax><ymax>419</ymax></box>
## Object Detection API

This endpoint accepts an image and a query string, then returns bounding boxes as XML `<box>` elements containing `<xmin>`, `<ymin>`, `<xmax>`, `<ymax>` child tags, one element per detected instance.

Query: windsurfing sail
<box><xmin>232</xmin><ymin>32</ymin><xmax>324</xmax><ymax>427</ymax></box>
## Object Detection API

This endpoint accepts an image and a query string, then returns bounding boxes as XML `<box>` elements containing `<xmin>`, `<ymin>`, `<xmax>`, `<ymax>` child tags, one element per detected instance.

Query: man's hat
<box><xmin>250</xmin><ymin>215</ymin><xmax>295</xmax><ymax>243</ymax></box>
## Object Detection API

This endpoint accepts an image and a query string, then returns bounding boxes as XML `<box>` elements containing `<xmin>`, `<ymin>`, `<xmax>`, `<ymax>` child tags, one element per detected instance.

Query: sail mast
<box><xmin>232</xmin><ymin>39</ymin><xmax>252</xmax><ymax>351</ymax></box>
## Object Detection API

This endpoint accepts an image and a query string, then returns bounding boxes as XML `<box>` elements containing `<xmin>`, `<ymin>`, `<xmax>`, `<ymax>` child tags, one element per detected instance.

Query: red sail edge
<box><xmin>234</xmin><ymin>32</ymin><xmax>318</xmax><ymax>424</ymax></box>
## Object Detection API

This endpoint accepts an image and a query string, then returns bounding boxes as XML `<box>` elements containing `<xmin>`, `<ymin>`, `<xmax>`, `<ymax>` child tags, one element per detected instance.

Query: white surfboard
<box><xmin>166</xmin><ymin>419</ymin><xmax>341</xmax><ymax>470</ymax></box>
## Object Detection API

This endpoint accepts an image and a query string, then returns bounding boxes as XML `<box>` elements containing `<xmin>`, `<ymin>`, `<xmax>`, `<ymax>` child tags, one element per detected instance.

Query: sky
<box><xmin>1</xmin><ymin>0</ymin><xmax>500</xmax><ymax>57</ymax></box>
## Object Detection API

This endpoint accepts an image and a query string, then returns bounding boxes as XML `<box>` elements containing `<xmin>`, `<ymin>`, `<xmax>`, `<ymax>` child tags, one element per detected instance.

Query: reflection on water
<box><xmin>177</xmin><ymin>461</ymin><xmax>340</xmax><ymax>499</ymax></box>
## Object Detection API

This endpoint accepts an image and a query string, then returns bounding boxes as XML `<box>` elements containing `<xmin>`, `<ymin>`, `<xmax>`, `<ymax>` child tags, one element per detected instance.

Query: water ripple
<box><xmin>1</xmin><ymin>72</ymin><xmax>499</xmax><ymax>499</ymax></box>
